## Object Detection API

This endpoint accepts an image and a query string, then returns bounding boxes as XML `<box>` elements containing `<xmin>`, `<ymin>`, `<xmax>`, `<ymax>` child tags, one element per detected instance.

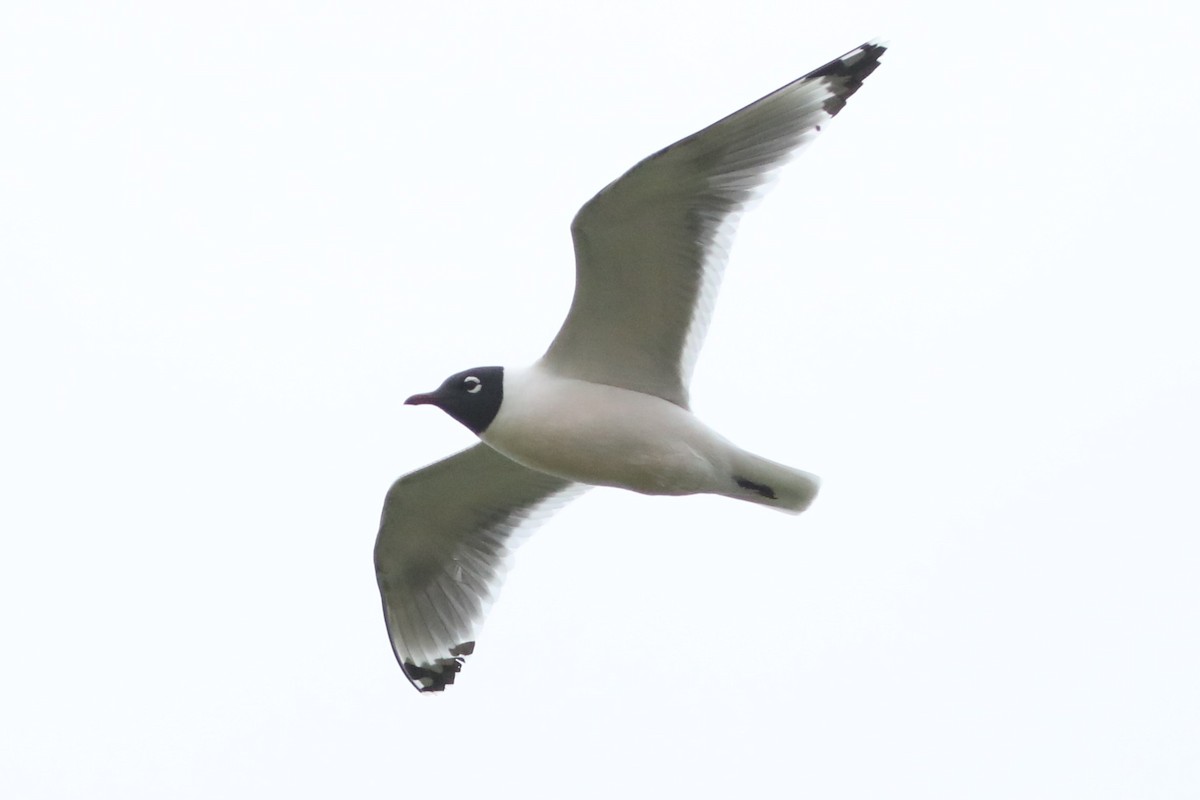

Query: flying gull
<box><xmin>375</xmin><ymin>41</ymin><xmax>886</xmax><ymax>691</ymax></box>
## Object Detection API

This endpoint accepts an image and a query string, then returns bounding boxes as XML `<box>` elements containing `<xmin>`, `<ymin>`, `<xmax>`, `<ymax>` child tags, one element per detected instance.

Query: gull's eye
<box><xmin>463</xmin><ymin>376</ymin><xmax>482</xmax><ymax>394</ymax></box>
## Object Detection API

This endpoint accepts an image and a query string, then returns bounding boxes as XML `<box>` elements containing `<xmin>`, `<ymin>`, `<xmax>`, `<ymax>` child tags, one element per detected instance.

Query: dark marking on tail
<box><xmin>735</xmin><ymin>476</ymin><xmax>777</xmax><ymax>500</ymax></box>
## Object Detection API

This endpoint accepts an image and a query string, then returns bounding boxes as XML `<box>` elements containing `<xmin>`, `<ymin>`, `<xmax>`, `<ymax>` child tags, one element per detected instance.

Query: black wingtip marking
<box><xmin>808</xmin><ymin>41</ymin><xmax>887</xmax><ymax>116</ymax></box>
<box><xmin>735</xmin><ymin>476</ymin><xmax>777</xmax><ymax>500</ymax></box>
<box><xmin>402</xmin><ymin>641</ymin><xmax>477</xmax><ymax>693</ymax></box>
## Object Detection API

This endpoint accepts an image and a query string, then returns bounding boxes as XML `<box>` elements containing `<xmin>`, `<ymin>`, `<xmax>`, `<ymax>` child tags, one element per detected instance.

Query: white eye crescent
<box><xmin>464</xmin><ymin>376</ymin><xmax>482</xmax><ymax>394</ymax></box>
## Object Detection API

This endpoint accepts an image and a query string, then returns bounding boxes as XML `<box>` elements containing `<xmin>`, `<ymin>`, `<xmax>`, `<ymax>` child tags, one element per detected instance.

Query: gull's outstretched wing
<box><xmin>374</xmin><ymin>443</ymin><xmax>583</xmax><ymax>692</ymax></box>
<box><xmin>541</xmin><ymin>41</ymin><xmax>886</xmax><ymax>407</ymax></box>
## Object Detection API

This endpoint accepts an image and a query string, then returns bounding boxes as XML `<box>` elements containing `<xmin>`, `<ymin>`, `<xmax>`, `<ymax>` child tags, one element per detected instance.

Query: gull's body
<box><xmin>375</xmin><ymin>41</ymin><xmax>887</xmax><ymax>691</ymax></box>
<box><xmin>486</xmin><ymin>363</ymin><xmax>817</xmax><ymax>506</ymax></box>
<box><xmin>488</xmin><ymin>364</ymin><xmax>724</xmax><ymax>495</ymax></box>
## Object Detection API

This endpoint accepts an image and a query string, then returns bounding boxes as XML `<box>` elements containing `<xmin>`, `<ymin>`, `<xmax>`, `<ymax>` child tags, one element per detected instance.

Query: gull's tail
<box><xmin>722</xmin><ymin>449</ymin><xmax>820</xmax><ymax>514</ymax></box>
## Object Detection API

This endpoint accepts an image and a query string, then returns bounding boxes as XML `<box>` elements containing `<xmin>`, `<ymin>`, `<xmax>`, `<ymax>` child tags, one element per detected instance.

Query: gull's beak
<box><xmin>405</xmin><ymin>392</ymin><xmax>439</xmax><ymax>406</ymax></box>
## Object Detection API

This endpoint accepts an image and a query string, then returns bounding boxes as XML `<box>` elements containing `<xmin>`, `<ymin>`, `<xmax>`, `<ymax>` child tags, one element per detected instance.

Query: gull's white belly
<box><xmin>481</xmin><ymin>365</ymin><xmax>731</xmax><ymax>495</ymax></box>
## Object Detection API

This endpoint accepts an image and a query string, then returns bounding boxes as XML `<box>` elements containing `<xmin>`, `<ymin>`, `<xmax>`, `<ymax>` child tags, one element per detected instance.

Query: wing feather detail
<box><xmin>541</xmin><ymin>41</ymin><xmax>886</xmax><ymax>407</ymax></box>
<box><xmin>374</xmin><ymin>444</ymin><xmax>583</xmax><ymax>692</ymax></box>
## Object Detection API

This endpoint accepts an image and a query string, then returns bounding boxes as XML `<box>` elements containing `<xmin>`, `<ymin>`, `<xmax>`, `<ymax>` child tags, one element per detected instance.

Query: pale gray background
<box><xmin>3</xmin><ymin>1</ymin><xmax>1198</xmax><ymax>797</ymax></box>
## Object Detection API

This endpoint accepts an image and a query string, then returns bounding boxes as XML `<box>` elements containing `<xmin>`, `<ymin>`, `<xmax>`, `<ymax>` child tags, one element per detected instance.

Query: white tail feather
<box><xmin>723</xmin><ymin>449</ymin><xmax>820</xmax><ymax>514</ymax></box>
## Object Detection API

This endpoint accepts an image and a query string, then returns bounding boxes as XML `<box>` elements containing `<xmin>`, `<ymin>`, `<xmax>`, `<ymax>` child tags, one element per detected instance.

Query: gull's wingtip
<box><xmin>401</xmin><ymin>641</ymin><xmax>477</xmax><ymax>693</ymax></box>
<box><xmin>809</xmin><ymin>39</ymin><xmax>887</xmax><ymax>80</ymax></box>
<box><xmin>805</xmin><ymin>40</ymin><xmax>888</xmax><ymax>117</ymax></box>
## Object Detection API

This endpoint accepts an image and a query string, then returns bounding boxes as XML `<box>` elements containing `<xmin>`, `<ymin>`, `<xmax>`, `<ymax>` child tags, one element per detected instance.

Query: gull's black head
<box><xmin>405</xmin><ymin>366</ymin><xmax>504</xmax><ymax>435</ymax></box>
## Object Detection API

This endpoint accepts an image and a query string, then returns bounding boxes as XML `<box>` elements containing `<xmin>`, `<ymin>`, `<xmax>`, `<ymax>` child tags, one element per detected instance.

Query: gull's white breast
<box><xmin>482</xmin><ymin>363</ymin><xmax>734</xmax><ymax>496</ymax></box>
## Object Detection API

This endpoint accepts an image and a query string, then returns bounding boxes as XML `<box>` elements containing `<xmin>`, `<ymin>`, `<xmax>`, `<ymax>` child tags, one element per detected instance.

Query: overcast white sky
<box><xmin>3</xmin><ymin>1</ymin><xmax>1199</xmax><ymax>797</ymax></box>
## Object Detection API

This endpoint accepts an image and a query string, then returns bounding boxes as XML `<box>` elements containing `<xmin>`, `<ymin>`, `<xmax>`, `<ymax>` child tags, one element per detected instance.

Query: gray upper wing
<box><xmin>541</xmin><ymin>41</ymin><xmax>886</xmax><ymax>407</ymax></box>
<box><xmin>374</xmin><ymin>443</ymin><xmax>582</xmax><ymax>692</ymax></box>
